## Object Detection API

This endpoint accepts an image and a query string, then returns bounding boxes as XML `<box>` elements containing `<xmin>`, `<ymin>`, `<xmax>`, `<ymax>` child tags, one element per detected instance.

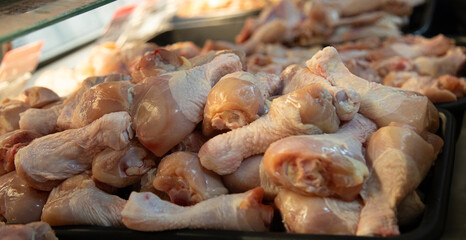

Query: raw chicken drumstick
<box><xmin>280</xmin><ymin>64</ymin><xmax>361</xmax><ymax>121</ymax></box>
<box><xmin>91</xmin><ymin>141</ymin><xmax>154</xmax><ymax>188</ymax></box>
<box><xmin>15</xmin><ymin>111</ymin><xmax>132</xmax><ymax>191</ymax></box>
<box><xmin>0</xmin><ymin>221</ymin><xmax>57</xmax><ymax>240</ymax></box>
<box><xmin>41</xmin><ymin>174</ymin><xmax>126</xmax><ymax>227</ymax></box>
<box><xmin>275</xmin><ymin>189</ymin><xmax>362</xmax><ymax>235</ymax></box>
<box><xmin>199</xmin><ymin>82</ymin><xmax>340</xmax><ymax>175</ymax></box>
<box><xmin>131</xmin><ymin>48</ymin><xmax>190</xmax><ymax>84</ymax></box>
<box><xmin>57</xmin><ymin>73</ymin><xmax>131</xmax><ymax>131</ymax></box>
<box><xmin>122</xmin><ymin>187</ymin><xmax>273</xmax><ymax>232</ymax></box>
<box><xmin>0</xmin><ymin>171</ymin><xmax>49</xmax><ymax>224</ymax></box>
<box><xmin>22</xmin><ymin>86</ymin><xmax>60</xmax><ymax>108</ymax></box>
<box><xmin>222</xmin><ymin>155</ymin><xmax>262</xmax><ymax>193</ymax></box>
<box><xmin>356</xmin><ymin>124</ymin><xmax>443</xmax><ymax>236</ymax></box>
<box><xmin>306</xmin><ymin>46</ymin><xmax>439</xmax><ymax>133</ymax></box>
<box><xmin>132</xmin><ymin>52</ymin><xmax>242</xmax><ymax>156</ymax></box>
<box><xmin>0</xmin><ymin>130</ymin><xmax>41</xmax><ymax>176</ymax></box>
<box><xmin>0</xmin><ymin>100</ymin><xmax>29</xmax><ymax>135</ymax></box>
<box><xmin>70</xmin><ymin>80</ymin><xmax>134</xmax><ymax>129</ymax></box>
<box><xmin>263</xmin><ymin>113</ymin><xmax>376</xmax><ymax>201</ymax></box>
<box><xmin>202</xmin><ymin>71</ymin><xmax>281</xmax><ymax>136</ymax></box>
<box><xmin>152</xmin><ymin>152</ymin><xmax>228</xmax><ymax>206</ymax></box>
<box><xmin>19</xmin><ymin>105</ymin><xmax>63</xmax><ymax>135</ymax></box>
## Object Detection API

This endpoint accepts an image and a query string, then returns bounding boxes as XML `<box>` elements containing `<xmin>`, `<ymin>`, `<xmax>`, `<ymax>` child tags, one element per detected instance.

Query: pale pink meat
<box><xmin>0</xmin><ymin>130</ymin><xmax>41</xmax><ymax>176</ymax></box>
<box><xmin>275</xmin><ymin>189</ymin><xmax>362</xmax><ymax>234</ymax></box>
<box><xmin>131</xmin><ymin>48</ymin><xmax>189</xmax><ymax>84</ymax></box>
<box><xmin>22</xmin><ymin>87</ymin><xmax>60</xmax><ymax>108</ymax></box>
<box><xmin>0</xmin><ymin>172</ymin><xmax>49</xmax><ymax>224</ymax></box>
<box><xmin>306</xmin><ymin>46</ymin><xmax>439</xmax><ymax>133</ymax></box>
<box><xmin>92</xmin><ymin>141</ymin><xmax>154</xmax><ymax>188</ymax></box>
<box><xmin>223</xmin><ymin>155</ymin><xmax>262</xmax><ymax>193</ymax></box>
<box><xmin>15</xmin><ymin>112</ymin><xmax>132</xmax><ymax>191</ymax></box>
<box><xmin>263</xmin><ymin>113</ymin><xmax>375</xmax><ymax>201</ymax></box>
<box><xmin>41</xmin><ymin>174</ymin><xmax>125</xmax><ymax>227</ymax></box>
<box><xmin>19</xmin><ymin>105</ymin><xmax>63</xmax><ymax>135</ymax></box>
<box><xmin>280</xmin><ymin>64</ymin><xmax>361</xmax><ymax>121</ymax></box>
<box><xmin>202</xmin><ymin>71</ymin><xmax>280</xmax><ymax>136</ymax></box>
<box><xmin>153</xmin><ymin>152</ymin><xmax>227</xmax><ymax>206</ymax></box>
<box><xmin>414</xmin><ymin>47</ymin><xmax>466</xmax><ymax>78</ymax></box>
<box><xmin>122</xmin><ymin>188</ymin><xmax>273</xmax><ymax>232</ymax></box>
<box><xmin>70</xmin><ymin>81</ymin><xmax>134</xmax><ymax>128</ymax></box>
<box><xmin>0</xmin><ymin>100</ymin><xmax>29</xmax><ymax>135</ymax></box>
<box><xmin>199</xmin><ymin>83</ymin><xmax>339</xmax><ymax>175</ymax></box>
<box><xmin>170</xmin><ymin>130</ymin><xmax>208</xmax><ymax>153</ymax></box>
<box><xmin>0</xmin><ymin>221</ymin><xmax>57</xmax><ymax>240</ymax></box>
<box><xmin>132</xmin><ymin>53</ymin><xmax>242</xmax><ymax>156</ymax></box>
<box><xmin>356</xmin><ymin>125</ymin><xmax>442</xmax><ymax>236</ymax></box>
<box><xmin>57</xmin><ymin>73</ymin><xmax>131</xmax><ymax>130</ymax></box>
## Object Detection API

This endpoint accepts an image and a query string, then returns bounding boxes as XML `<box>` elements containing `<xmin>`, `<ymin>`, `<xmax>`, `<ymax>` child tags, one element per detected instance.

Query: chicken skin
<box><xmin>0</xmin><ymin>171</ymin><xmax>49</xmax><ymax>224</ymax></box>
<box><xmin>263</xmin><ymin>113</ymin><xmax>375</xmax><ymax>201</ymax></box>
<box><xmin>275</xmin><ymin>189</ymin><xmax>362</xmax><ymax>234</ymax></box>
<box><xmin>15</xmin><ymin>112</ymin><xmax>132</xmax><ymax>191</ymax></box>
<box><xmin>122</xmin><ymin>187</ymin><xmax>273</xmax><ymax>232</ymax></box>
<box><xmin>306</xmin><ymin>46</ymin><xmax>439</xmax><ymax>133</ymax></box>
<box><xmin>199</xmin><ymin>82</ymin><xmax>339</xmax><ymax>175</ymax></box>
<box><xmin>132</xmin><ymin>52</ymin><xmax>242</xmax><ymax>156</ymax></box>
<box><xmin>202</xmin><ymin>71</ymin><xmax>280</xmax><ymax>136</ymax></box>
<box><xmin>153</xmin><ymin>152</ymin><xmax>227</xmax><ymax>206</ymax></box>
<box><xmin>41</xmin><ymin>174</ymin><xmax>125</xmax><ymax>227</ymax></box>
<box><xmin>356</xmin><ymin>125</ymin><xmax>442</xmax><ymax>236</ymax></box>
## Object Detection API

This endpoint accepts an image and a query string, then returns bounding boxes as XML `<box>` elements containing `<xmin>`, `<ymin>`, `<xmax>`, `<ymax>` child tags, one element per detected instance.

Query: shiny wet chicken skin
<box><xmin>131</xmin><ymin>48</ymin><xmax>190</xmax><ymax>84</ymax></box>
<box><xmin>306</xmin><ymin>46</ymin><xmax>439</xmax><ymax>133</ymax></box>
<box><xmin>153</xmin><ymin>152</ymin><xmax>227</xmax><ymax>206</ymax></box>
<box><xmin>122</xmin><ymin>187</ymin><xmax>273</xmax><ymax>232</ymax></box>
<box><xmin>22</xmin><ymin>87</ymin><xmax>60</xmax><ymax>108</ymax></box>
<box><xmin>263</xmin><ymin>113</ymin><xmax>375</xmax><ymax>201</ymax></box>
<box><xmin>170</xmin><ymin>130</ymin><xmax>208</xmax><ymax>153</ymax></box>
<box><xmin>202</xmin><ymin>71</ymin><xmax>281</xmax><ymax>136</ymax></box>
<box><xmin>400</xmin><ymin>75</ymin><xmax>464</xmax><ymax>103</ymax></box>
<box><xmin>132</xmin><ymin>53</ymin><xmax>242</xmax><ymax>156</ymax></box>
<box><xmin>57</xmin><ymin>73</ymin><xmax>132</xmax><ymax>130</ymax></box>
<box><xmin>15</xmin><ymin>112</ymin><xmax>132</xmax><ymax>191</ymax></box>
<box><xmin>280</xmin><ymin>64</ymin><xmax>361</xmax><ymax>121</ymax></box>
<box><xmin>199</xmin><ymin>82</ymin><xmax>340</xmax><ymax>175</ymax></box>
<box><xmin>0</xmin><ymin>221</ymin><xmax>57</xmax><ymax>240</ymax></box>
<box><xmin>70</xmin><ymin>81</ymin><xmax>134</xmax><ymax>128</ymax></box>
<box><xmin>0</xmin><ymin>100</ymin><xmax>29</xmax><ymax>135</ymax></box>
<box><xmin>275</xmin><ymin>189</ymin><xmax>362</xmax><ymax>235</ymax></box>
<box><xmin>19</xmin><ymin>105</ymin><xmax>63</xmax><ymax>135</ymax></box>
<box><xmin>92</xmin><ymin>141</ymin><xmax>154</xmax><ymax>188</ymax></box>
<box><xmin>356</xmin><ymin>125</ymin><xmax>443</xmax><ymax>236</ymax></box>
<box><xmin>41</xmin><ymin>174</ymin><xmax>125</xmax><ymax>227</ymax></box>
<box><xmin>223</xmin><ymin>155</ymin><xmax>262</xmax><ymax>193</ymax></box>
<box><xmin>0</xmin><ymin>130</ymin><xmax>41</xmax><ymax>176</ymax></box>
<box><xmin>0</xmin><ymin>171</ymin><xmax>49</xmax><ymax>224</ymax></box>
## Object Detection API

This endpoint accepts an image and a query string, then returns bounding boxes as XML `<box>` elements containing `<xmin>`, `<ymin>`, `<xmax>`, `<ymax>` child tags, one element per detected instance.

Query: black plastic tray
<box><xmin>52</xmin><ymin>108</ymin><xmax>455</xmax><ymax>240</ymax></box>
<box><xmin>405</xmin><ymin>0</ymin><xmax>436</xmax><ymax>35</ymax></box>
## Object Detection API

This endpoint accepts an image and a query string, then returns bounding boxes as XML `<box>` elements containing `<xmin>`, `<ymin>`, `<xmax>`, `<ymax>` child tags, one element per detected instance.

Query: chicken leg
<box><xmin>15</xmin><ymin>111</ymin><xmax>132</xmax><ymax>191</ymax></box>
<box><xmin>263</xmin><ymin>113</ymin><xmax>375</xmax><ymax>201</ymax></box>
<box><xmin>122</xmin><ymin>187</ymin><xmax>273</xmax><ymax>232</ymax></box>
<box><xmin>356</xmin><ymin>125</ymin><xmax>442</xmax><ymax>236</ymax></box>
<box><xmin>306</xmin><ymin>46</ymin><xmax>439</xmax><ymax>133</ymax></box>
<box><xmin>199</xmin><ymin>82</ymin><xmax>339</xmax><ymax>175</ymax></box>
<box><xmin>132</xmin><ymin>52</ymin><xmax>242</xmax><ymax>156</ymax></box>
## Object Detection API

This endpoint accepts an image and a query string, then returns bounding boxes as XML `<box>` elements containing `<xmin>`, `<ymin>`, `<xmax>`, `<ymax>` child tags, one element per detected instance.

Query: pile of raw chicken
<box><xmin>0</xmin><ymin>0</ymin><xmax>463</xmax><ymax>239</ymax></box>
